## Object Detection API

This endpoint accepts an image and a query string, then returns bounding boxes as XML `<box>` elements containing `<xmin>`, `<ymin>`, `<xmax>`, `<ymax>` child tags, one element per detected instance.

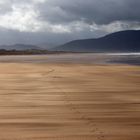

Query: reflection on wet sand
<box><xmin>0</xmin><ymin>53</ymin><xmax>139</xmax><ymax>65</ymax></box>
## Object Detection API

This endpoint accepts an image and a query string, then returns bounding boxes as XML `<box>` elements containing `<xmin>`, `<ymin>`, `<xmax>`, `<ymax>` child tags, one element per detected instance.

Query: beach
<box><xmin>0</xmin><ymin>54</ymin><xmax>139</xmax><ymax>140</ymax></box>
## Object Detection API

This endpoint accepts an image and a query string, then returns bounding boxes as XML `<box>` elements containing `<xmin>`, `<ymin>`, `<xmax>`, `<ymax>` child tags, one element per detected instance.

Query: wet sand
<box><xmin>0</xmin><ymin>55</ymin><xmax>139</xmax><ymax>140</ymax></box>
<box><xmin>0</xmin><ymin>53</ymin><xmax>139</xmax><ymax>65</ymax></box>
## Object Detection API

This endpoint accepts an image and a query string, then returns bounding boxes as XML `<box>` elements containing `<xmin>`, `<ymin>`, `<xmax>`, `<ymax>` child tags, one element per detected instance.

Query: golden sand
<box><xmin>0</xmin><ymin>63</ymin><xmax>139</xmax><ymax>140</ymax></box>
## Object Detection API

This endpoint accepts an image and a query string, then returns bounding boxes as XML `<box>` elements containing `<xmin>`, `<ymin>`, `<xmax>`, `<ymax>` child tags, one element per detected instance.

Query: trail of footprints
<box><xmin>62</xmin><ymin>90</ymin><xmax>105</xmax><ymax>140</ymax></box>
<box><xmin>42</xmin><ymin>69</ymin><xmax>105</xmax><ymax>140</ymax></box>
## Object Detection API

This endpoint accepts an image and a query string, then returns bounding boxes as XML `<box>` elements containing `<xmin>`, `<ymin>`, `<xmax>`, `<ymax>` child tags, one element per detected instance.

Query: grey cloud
<box><xmin>0</xmin><ymin>0</ymin><xmax>139</xmax><ymax>46</ymax></box>
<box><xmin>0</xmin><ymin>1</ymin><xmax>12</xmax><ymax>14</ymax></box>
<box><xmin>0</xmin><ymin>27</ymin><xmax>106</xmax><ymax>46</ymax></box>
<box><xmin>37</xmin><ymin>0</ymin><xmax>140</xmax><ymax>24</ymax></box>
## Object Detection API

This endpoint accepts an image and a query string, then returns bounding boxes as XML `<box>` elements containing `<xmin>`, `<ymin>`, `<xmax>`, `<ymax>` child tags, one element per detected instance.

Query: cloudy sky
<box><xmin>0</xmin><ymin>0</ymin><xmax>139</xmax><ymax>47</ymax></box>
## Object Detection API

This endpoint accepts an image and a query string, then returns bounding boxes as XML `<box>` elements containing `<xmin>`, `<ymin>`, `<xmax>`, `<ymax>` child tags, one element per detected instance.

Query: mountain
<box><xmin>53</xmin><ymin>30</ymin><xmax>140</xmax><ymax>52</ymax></box>
<box><xmin>0</xmin><ymin>44</ymin><xmax>40</xmax><ymax>50</ymax></box>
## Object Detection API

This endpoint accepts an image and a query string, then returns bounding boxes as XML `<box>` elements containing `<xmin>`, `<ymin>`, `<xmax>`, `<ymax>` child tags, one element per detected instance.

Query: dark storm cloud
<box><xmin>37</xmin><ymin>0</ymin><xmax>140</xmax><ymax>24</ymax></box>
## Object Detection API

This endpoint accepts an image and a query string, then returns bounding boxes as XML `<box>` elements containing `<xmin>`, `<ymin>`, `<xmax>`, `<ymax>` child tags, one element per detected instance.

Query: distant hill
<box><xmin>53</xmin><ymin>30</ymin><xmax>140</xmax><ymax>52</ymax></box>
<box><xmin>0</xmin><ymin>49</ymin><xmax>61</xmax><ymax>55</ymax></box>
<box><xmin>0</xmin><ymin>44</ymin><xmax>40</xmax><ymax>50</ymax></box>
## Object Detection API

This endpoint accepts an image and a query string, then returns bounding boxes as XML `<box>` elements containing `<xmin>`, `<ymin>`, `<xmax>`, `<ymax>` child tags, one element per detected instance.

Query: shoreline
<box><xmin>0</xmin><ymin>53</ymin><xmax>139</xmax><ymax>65</ymax></box>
